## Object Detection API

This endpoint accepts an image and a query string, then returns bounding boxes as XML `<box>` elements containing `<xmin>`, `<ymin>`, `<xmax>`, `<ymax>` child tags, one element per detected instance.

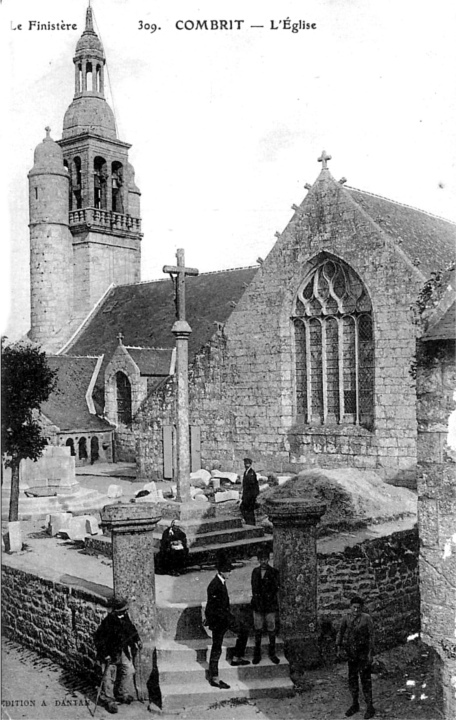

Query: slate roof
<box><xmin>40</xmin><ymin>356</ymin><xmax>113</xmax><ymax>432</ymax></box>
<box><xmin>346</xmin><ymin>187</ymin><xmax>456</xmax><ymax>277</ymax></box>
<box><xmin>66</xmin><ymin>266</ymin><xmax>258</xmax><ymax>360</ymax></box>
<box><xmin>126</xmin><ymin>347</ymin><xmax>173</xmax><ymax>375</ymax></box>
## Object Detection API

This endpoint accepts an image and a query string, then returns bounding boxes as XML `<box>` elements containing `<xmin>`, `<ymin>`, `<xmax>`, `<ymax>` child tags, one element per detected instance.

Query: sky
<box><xmin>1</xmin><ymin>0</ymin><xmax>456</xmax><ymax>340</ymax></box>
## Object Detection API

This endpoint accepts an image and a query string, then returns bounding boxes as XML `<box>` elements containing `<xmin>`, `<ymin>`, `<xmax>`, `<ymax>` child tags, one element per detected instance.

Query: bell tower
<box><xmin>58</xmin><ymin>4</ymin><xmax>142</xmax><ymax>316</ymax></box>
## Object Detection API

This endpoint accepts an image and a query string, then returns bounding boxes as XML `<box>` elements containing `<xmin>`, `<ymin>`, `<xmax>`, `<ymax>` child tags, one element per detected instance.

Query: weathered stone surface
<box><xmin>107</xmin><ymin>484</ymin><xmax>123</xmax><ymax>498</ymax></box>
<box><xmin>47</xmin><ymin>512</ymin><xmax>73</xmax><ymax>536</ymax></box>
<box><xmin>266</xmin><ymin>498</ymin><xmax>326</xmax><ymax>673</ymax></box>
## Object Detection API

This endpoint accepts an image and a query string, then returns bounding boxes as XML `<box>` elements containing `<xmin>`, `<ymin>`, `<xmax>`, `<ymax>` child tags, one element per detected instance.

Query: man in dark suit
<box><xmin>251</xmin><ymin>548</ymin><xmax>280</xmax><ymax>664</ymax></box>
<box><xmin>205</xmin><ymin>550</ymin><xmax>250</xmax><ymax>688</ymax></box>
<box><xmin>240</xmin><ymin>457</ymin><xmax>259</xmax><ymax>525</ymax></box>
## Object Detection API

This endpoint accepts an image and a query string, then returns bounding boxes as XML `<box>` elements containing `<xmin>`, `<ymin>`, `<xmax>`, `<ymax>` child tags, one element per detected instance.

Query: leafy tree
<box><xmin>1</xmin><ymin>339</ymin><xmax>57</xmax><ymax>522</ymax></box>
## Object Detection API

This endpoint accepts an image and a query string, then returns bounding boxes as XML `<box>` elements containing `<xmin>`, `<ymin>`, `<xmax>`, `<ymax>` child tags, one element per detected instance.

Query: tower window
<box><xmin>86</xmin><ymin>62</ymin><xmax>93</xmax><ymax>91</ymax></box>
<box><xmin>293</xmin><ymin>257</ymin><xmax>374</xmax><ymax>429</ymax></box>
<box><xmin>35</xmin><ymin>187</ymin><xmax>38</xmax><ymax>199</ymax></box>
<box><xmin>111</xmin><ymin>161</ymin><xmax>124</xmax><ymax>213</ymax></box>
<box><xmin>94</xmin><ymin>156</ymin><xmax>107</xmax><ymax>209</ymax></box>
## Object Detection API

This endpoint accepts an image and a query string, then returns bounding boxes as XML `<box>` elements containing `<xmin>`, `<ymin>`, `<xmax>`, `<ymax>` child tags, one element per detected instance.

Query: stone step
<box><xmin>160</xmin><ymin>676</ymin><xmax>295</xmax><ymax>709</ymax></box>
<box><xmin>153</xmin><ymin>525</ymin><xmax>265</xmax><ymax>549</ymax></box>
<box><xmin>158</xmin><ymin>655</ymin><xmax>290</xmax><ymax>684</ymax></box>
<box><xmin>156</xmin><ymin>516</ymin><xmax>244</xmax><ymax>535</ymax></box>
<box><xmin>156</xmin><ymin>636</ymin><xmax>285</xmax><ymax>660</ymax></box>
<box><xmin>85</xmin><ymin>531</ymin><xmax>273</xmax><ymax>562</ymax></box>
<box><xmin>1</xmin><ymin>489</ymin><xmax>110</xmax><ymax>521</ymax></box>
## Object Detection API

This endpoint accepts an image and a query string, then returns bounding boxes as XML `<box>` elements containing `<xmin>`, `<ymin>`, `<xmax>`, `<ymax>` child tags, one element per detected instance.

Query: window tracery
<box><xmin>293</xmin><ymin>258</ymin><xmax>374</xmax><ymax>428</ymax></box>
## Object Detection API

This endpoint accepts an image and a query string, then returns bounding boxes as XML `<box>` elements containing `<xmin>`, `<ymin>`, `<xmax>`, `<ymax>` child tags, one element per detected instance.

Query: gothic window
<box><xmin>94</xmin><ymin>156</ymin><xmax>107</xmax><ymax>209</ymax></box>
<box><xmin>111</xmin><ymin>161</ymin><xmax>124</xmax><ymax>213</ymax></box>
<box><xmin>116</xmin><ymin>372</ymin><xmax>132</xmax><ymax>426</ymax></box>
<box><xmin>293</xmin><ymin>257</ymin><xmax>374</xmax><ymax>429</ymax></box>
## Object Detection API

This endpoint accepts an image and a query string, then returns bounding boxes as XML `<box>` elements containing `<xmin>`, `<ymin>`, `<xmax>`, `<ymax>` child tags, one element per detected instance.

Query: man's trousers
<box><xmin>347</xmin><ymin>655</ymin><xmax>373</xmax><ymax>705</ymax></box>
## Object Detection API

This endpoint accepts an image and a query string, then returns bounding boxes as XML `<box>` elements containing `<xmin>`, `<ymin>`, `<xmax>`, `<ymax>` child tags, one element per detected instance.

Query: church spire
<box><xmin>72</xmin><ymin>3</ymin><xmax>106</xmax><ymax>99</ymax></box>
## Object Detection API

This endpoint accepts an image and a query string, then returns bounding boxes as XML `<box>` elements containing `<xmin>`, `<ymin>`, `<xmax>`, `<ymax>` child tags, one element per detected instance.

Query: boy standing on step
<box><xmin>205</xmin><ymin>550</ymin><xmax>250</xmax><ymax>688</ymax></box>
<box><xmin>251</xmin><ymin>548</ymin><xmax>280</xmax><ymax>665</ymax></box>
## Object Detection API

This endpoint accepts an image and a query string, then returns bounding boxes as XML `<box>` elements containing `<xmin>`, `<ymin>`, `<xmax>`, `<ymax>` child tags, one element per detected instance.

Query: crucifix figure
<box><xmin>318</xmin><ymin>150</ymin><xmax>332</xmax><ymax>169</ymax></box>
<box><xmin>163</xmin><ymin>249</ymin><xmax>199</xmax><ymax>503</ymax></box>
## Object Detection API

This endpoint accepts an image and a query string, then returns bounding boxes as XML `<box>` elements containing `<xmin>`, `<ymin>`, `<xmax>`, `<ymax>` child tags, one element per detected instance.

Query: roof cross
<box><xmin>163</xmin><ymin>249</ymin><xmax>199</xmax><ymax>321</ymax></box>
<box><xmin>318</xmin><ymin>150</ymin><xmax>332</xmax><ymax>170</ymax></box>
<box><xmin>117</xmin><ymin>331</ymin><xmax>124</xmax><ymax>345</ymax></box>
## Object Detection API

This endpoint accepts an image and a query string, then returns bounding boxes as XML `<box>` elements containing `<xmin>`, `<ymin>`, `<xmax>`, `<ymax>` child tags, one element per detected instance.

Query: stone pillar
<box><xmin>172</xmin><ymin>319</ymin><xmax>192</xmax><ymax>504</ymax></box>
<box><xmin>266</xmin><ymin>498</ymin><xmax>326</xmax><ymax>673</ymax></box>
<box><xmin>100</xmin><ymin>504</ymin><xmax>162</xmax><ymax>702</ymax></box>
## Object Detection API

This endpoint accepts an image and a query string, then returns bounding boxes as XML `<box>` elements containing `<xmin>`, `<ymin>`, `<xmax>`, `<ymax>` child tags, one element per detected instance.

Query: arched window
<box><xmin>116</xmin><ymin>372</ymin><xmax>132</xmax><ymax>426</ymax></box>
<box><xmin>293</xmin><ymin>257</ymin><xmax>374</xmax><ymax>429</ymax></box>
<box><xmin>73</xmin><ymin>157</ymin><xmax>82</xmax><ymax>209</ymax></box>
<box><xmin>66</xmin><ymin>438</ymin><xmax>76</xmax><ymax>456</ymax></box>
<box><xmin>90</xmin><ymin>436</ymin><xmax>100</xmax><ymax>464</ymax></box>
<box><xmin>94</xmin><ymin>156</ymin><xmax>107</xmax><ymax>209</ymax></box>
<box><xmin>78</xmin><ymin>437</ymin><xmax>88</xmax><ymax>460</ymax></box>
<box><xmin>111</xmin><ymin>161</ymin><xmax>124</xmax><ymax>213</ymax></box>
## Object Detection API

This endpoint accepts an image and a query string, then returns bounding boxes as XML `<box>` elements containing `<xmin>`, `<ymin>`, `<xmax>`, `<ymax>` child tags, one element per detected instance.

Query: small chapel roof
<box><xmin>66</xmin><ymin>265</ymin><xmax>258</xmax><ymax>360</ymax></box>
<box><xmin>344</xmin><ymin>186</ymin><xmax>456</xmax><ymax>277</ymax></box>
<box><xmin>125</xmin><ymin>347</ymin><xmax>174</xmax><ymax>375</ymax></box>
<box><xmin>40</xmin><ymin>356</ymin><xmax>113</xmax><ymax>432</ymax></box>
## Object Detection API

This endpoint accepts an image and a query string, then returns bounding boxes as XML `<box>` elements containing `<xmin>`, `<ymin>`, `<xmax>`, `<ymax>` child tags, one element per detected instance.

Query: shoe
<box><xmin>269</xmin><ymin>653</ymin><xmax>280</xmax><ymax>665</ymax></box>
<box><xmin>252</xmin><ymin>651</ymin><xmax>261</xmax><ymax>665</ymax></box>
<box><xmin>231</xmin><ymin>658</ymin><xmax>250</xmax><ymax>666</ymax></box>
<box><xmin>105</xmin><ymin>701</ymin><xmax>118</xmax><ymax>714</ymax></box>
<box><xmin>364</xmin><ymin>706</ymin><xmax>375</xmax><ymax>719</ymax></box>
<box><xmin>118</xmin><ymin>695</ymin><xmax>134</xmax><ymax>704</ymax></box>
<box><xmin>345</xmin><ymin>704</ymin><xmax>360</xmax><ymax>717</ymax></box>
<box><xmin>209</xmin><ymin>679</ymin><xmax>231</xmax><ymax>689</ymax></box>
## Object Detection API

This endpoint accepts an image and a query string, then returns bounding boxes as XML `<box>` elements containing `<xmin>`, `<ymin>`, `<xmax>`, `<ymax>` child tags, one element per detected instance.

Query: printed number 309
<box><xmin>138</xmin><ymin>21</ymin><xmax>159</xmax><ymax>33</ymax></box>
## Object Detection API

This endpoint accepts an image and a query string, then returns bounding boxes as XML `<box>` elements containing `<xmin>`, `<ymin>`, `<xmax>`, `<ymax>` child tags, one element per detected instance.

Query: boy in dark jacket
<box><xmin>251</xmin><ymin>548</ymin><xmax>280</xmax><ymax>664</ymax></box>
<box><xmin>336</xmin><ymin>595</ymin><xmax>376</xmax><ymax>719</ymax></box>
<box><xmin>205</xmin><ymin>550</ymin><xmax>250</xmax><ymax>688</ymax></box>
<box><xmin>93</xmin><ymin>597</ymin><xmax>142</xmax><ymax>714</ymax></box>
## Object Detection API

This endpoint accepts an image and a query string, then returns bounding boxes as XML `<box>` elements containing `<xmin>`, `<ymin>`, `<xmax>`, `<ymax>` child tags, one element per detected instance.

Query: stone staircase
<box><xmin>156</xmin><ymin>634</ymin><xmax>294</xmax><ymax>709</ymax></box>
<box><xmin>1</xmin><ymin>486</ymin><xmax>111</xmax><ymax>521</ymax></box>
<box><xmin>86</xmin><ymin>513</ymin><xmax>273</xmax><ymax>564</ymax></box>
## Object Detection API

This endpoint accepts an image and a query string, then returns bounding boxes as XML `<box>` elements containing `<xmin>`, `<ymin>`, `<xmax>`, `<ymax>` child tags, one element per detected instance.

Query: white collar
<box><xmin>217</xmin><ymin>573</ymin><xmax>226</xmax><ymax>585</ymax></box>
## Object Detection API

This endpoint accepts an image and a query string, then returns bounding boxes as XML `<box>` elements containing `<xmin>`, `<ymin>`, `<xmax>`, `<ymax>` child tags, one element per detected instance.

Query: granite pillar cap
<box><xmin>101</xmin><ymin>503</ymin><xmax>162</xmax><ymax>531</ymax></box>
<box><xmin>265</xmin><ymin>497</ymin><xmax>326</xmax><ymax>525</ymax></box>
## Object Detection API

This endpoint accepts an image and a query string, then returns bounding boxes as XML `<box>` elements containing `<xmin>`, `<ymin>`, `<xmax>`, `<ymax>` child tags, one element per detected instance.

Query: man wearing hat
<box><xmin>240</xmin><ymin>458</ymin><xmax>259</xmax><ymax>525</ymax></box>
<box><xmin>336</xmin><ymin>595</ymin><xmax>376</xmax><ymax>719</ymax></box>
<box><xmin>205</xmin><ymin>550</ymin><xmax>250</xmax><ymax>688</ymax></box>
<box><xmin>93</xmin><ymin>597</ymin><xmax>142</xmax><ymax>714</ymax></box>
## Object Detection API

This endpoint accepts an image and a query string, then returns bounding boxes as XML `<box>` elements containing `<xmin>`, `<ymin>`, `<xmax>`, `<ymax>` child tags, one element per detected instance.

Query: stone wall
<box><xmin>416</xmin><ymin>338</ymin><xmax>456</xmax><ymax>718</ymax></box>
<box><xmin>136</xmin><ymin>175</ymin><xmax>423</xmax><ymax>487</ymax></box>
<box><xmin>1</xmin><ymin>565</ymin><xmax>108</xmax><ymax>678</ymax></box>
<box><xmin>317</xmin><ymin>528</ymin><xmax>420</xmax><ymax>652</ymax></box>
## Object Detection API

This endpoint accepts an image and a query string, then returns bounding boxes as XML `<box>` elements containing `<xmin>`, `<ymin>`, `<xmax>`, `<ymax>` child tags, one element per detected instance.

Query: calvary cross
<box><xmin>163</xmin><ymin>249</ymin><xmax>199</xmax><ymax>321</ymax></box>
<box><xmin>318</xmin><ymin>150</ymin><xmax>332</xmax><ymax>169</ymax></box>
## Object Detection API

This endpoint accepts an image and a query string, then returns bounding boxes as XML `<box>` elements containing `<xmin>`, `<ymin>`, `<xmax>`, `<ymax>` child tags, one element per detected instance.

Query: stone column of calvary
<box><xmin>101</xmin><ymin>504</ymin><xmax>162</xmax><ymax>704</ymax></box>
<box><xmin>266</xmin><ymin>497</ymin><xmax>326</xmax><ymax>673</ymax></box>
<box><xmin>163</xmin><ymin>248</ymin><xmax>199</xmax><ymax>503</ymax></box>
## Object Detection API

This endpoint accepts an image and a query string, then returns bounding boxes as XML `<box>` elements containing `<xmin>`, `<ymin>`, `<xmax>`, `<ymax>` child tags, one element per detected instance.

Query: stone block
<box><xmin>190</xmin><ymin>469</ymin><xmax>211</xmax><ymax>487</ymax></box>
<box><xmin>214</xmin><ymin>489</ymin><xmax>240</xmax><ymax>503</ymax></box>
<box><xmin>85</xmin><ymin>516</ymin><xmax>102</xmax><ymax>535</ymax></box>
<box><xmin>211</xmin><ymin>470</ymin><xmax>239</xmax><ymax>484</ymax></box>
<box><xmin>107</xmin><ymin>484</ymin><xmax>123</xmax><ymax>498</ymax></box>
<box><xmin>67</xmin><ymin>516</ymin><xmax>91</xmax><ymax>541</ymax></box>
<box><xmin>47</xmin><ymin>512</ymin><xmax>73</xmax><ymax>536</ymax></box>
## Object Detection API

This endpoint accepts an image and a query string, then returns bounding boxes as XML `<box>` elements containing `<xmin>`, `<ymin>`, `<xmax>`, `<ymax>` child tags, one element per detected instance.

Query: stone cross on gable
<box><xmin>117</xmin><ymin>331</ymin><xmax>124</xmax><ymax>345</ymax></box>
<box><xmin>163</xmin><ymin>249</ymin><xmax>199</xmax><ymax>321</ymax></box>
<box><xmin>318</xmin><ymin>150</ymin><xmax>332</xmax><ymax>169</ymax></box>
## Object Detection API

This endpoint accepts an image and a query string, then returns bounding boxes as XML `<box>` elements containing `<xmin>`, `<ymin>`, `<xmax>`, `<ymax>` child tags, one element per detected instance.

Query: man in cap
<box><xmin>336</xmin><ymin>595</ymin><xmax>376</xmax><ymax>719</ymax></box>
<box><xmin>205</xmin><ymin>550</ymin><xmax>250</xmax><ymax>688</ymax></box>
<box><xmin>240</xmin><ymin>457</ymin><xmax>259</xmax><ymax>525</ymax></box>
<box><xmin>93</xmin><ymin>597</ymin><xmax>142</xmax><ymax>714</ymax></box>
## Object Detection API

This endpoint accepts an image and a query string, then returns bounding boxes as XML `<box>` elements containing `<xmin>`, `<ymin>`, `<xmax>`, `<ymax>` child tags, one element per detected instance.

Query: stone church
<box><xmin>28</xmin><ymin>6</ymin><xmax>455</xmax><ymax>484</ymax></box>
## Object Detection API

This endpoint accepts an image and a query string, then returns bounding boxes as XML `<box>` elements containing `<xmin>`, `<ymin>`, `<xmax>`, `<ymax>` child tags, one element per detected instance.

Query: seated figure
<box><xmin>159</xmin><ymin>519</ymin><xmax>189</xmax><ymax>576</ymax></box>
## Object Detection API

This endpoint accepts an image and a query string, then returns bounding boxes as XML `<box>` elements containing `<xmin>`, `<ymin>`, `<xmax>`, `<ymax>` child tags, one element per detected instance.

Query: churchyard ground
<box><xmin>2</xmin><ymin>635</ymin><xmax>440</xmax><ymax>720</ymax></box>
